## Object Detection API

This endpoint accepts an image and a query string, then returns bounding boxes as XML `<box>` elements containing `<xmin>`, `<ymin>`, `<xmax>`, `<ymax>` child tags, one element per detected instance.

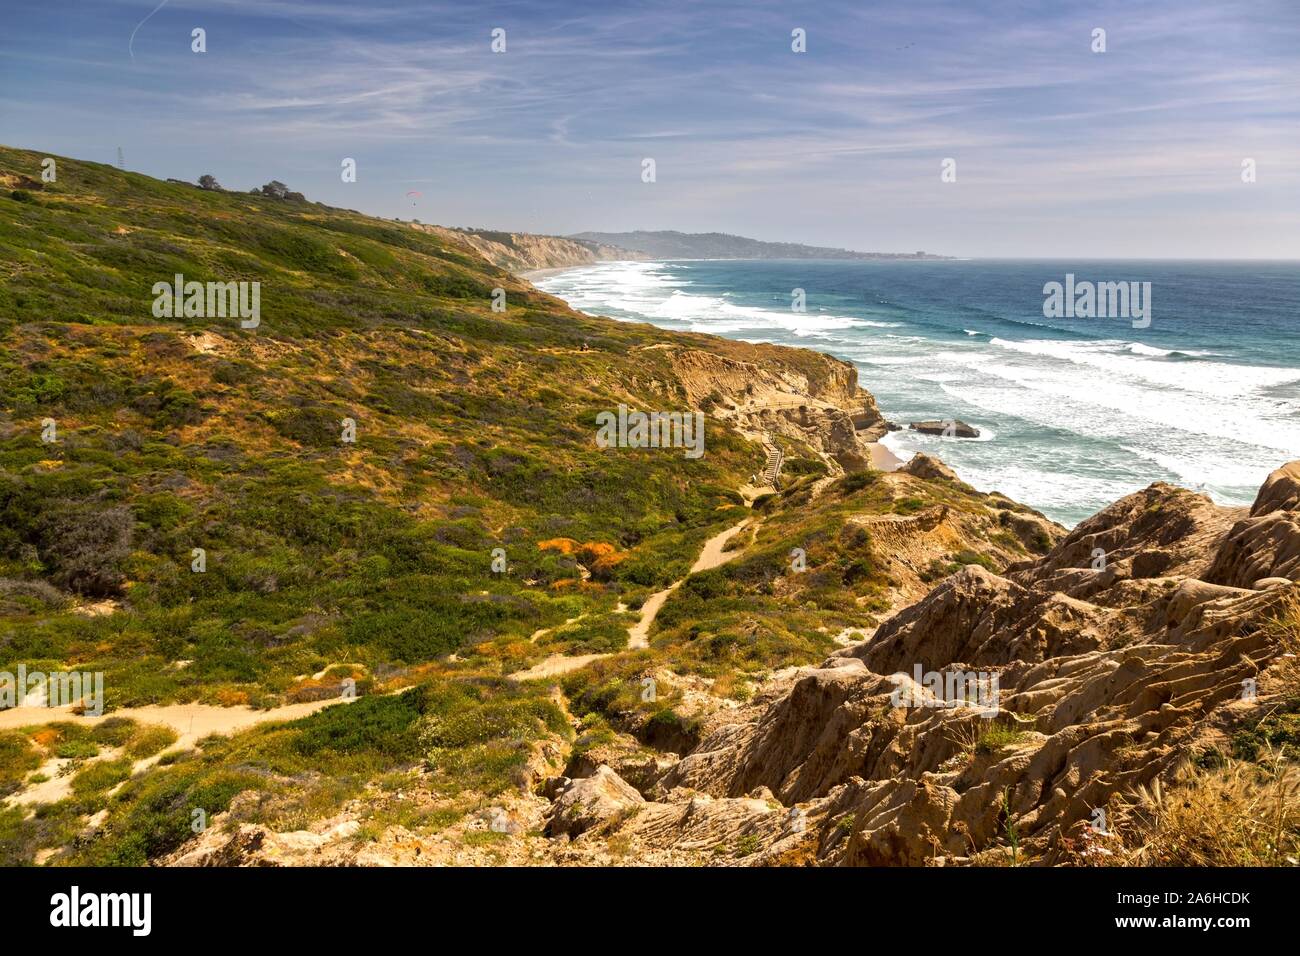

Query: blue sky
<box><xmin>3</xmin><ymin>0</ymin><xmax>1298</xmax><ymax>257</ymax></box>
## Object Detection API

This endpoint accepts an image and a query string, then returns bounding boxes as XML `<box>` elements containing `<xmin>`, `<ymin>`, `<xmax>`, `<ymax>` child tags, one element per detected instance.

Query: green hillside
<box><xmin>0</xmin><ymin>144</ymin><xmax>770</xmax><ymax>705</ymax></box>
<box><xmin>0</xmin><ymin>145</ymin><xmax>1053</xmax><ymax>866</ymax></box>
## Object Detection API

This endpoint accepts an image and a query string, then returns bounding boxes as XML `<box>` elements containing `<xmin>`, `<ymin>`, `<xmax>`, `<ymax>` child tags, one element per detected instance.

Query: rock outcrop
<box><xmin>666</xmin><ymin>345</ymin><xmax>887</xmax><ymax>473</ymax></box>
<box><xmin>546</xmin><ymin>766</ymin><xmax>646</xmax><ymax>837</ymax></box>
<box><xmin>899</xmin><ymin>453</ymin><xmax>962</xmax><ymax>483</ymax></box>
<box><xmin>599</xmin><ymin>462</ymin><xmax>1300</xmax><ymax>864</ymax></box>
<box><xmin>910</xmin><ymin>420</ymin><xmax>980</xmax><ymax>438</ymax></box>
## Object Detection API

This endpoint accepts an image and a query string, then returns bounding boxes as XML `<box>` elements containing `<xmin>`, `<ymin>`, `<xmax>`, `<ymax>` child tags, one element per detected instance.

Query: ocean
<box><xmin>536</xmin><ymin>259</ymin><xmax>1300</xmax><ymax>527</ymax></box>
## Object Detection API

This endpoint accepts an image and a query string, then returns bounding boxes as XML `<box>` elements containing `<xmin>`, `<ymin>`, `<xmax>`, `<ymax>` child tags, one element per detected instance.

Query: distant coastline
<box><xmin>571</xmin><ymin>230</ymin><xmax>950</xmax><ymax>261</ymax></box>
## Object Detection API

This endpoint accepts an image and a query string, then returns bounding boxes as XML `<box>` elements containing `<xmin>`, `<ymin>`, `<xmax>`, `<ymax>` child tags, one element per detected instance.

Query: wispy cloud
<box><xmin>3</xmin><ymin>0</ymin><xmax>1298</xmax><ymax>256</ymax></box>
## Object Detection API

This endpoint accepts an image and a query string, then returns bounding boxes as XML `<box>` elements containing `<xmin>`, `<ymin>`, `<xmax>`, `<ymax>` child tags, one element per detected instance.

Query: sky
<box><xmin>2</xmin><ymin>0</ymin><xmax>1299</xmax><ymax>258</ymax></box>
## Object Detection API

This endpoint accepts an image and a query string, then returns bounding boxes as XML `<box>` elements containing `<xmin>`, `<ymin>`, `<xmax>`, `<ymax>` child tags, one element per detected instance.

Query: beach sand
<box><xmin>870</xmin><ymin>441</ymin><xmax>905</xmax><ymax>471</ymax></box>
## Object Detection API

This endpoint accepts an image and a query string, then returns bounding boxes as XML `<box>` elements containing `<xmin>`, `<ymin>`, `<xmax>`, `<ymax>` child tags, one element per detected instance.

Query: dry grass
<box><xmin>943</xmin><ymin>716</ymin><xmax>983</xmax><ymax>760</ymax></box>
<box><xmin>1111</xmin><ymin>755</ymin><xmax>1300</xmax><ymax>866</ymax></box>
<box><xmin>1265</xmin><ymin>591</ymin><xmax>1300</xmax><ymax>694</ymax></box>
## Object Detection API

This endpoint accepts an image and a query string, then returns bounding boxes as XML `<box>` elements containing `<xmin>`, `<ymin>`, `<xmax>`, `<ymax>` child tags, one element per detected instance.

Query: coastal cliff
<box><xmin>410</xmin><ymin>224</ymin><xmax>646</xmax><ymax>272</ymax></box>
<box><xmin>666</xmin><ymin>344</ymin><xmax>887</xmax><ymax>473</ymax></box>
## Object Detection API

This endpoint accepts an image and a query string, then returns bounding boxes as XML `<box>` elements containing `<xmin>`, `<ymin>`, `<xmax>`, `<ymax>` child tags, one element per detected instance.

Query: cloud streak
<box><xmin>3</xmin><ymin>0</ymin><xmax>1298</xmax><ymax>256</ymax></box>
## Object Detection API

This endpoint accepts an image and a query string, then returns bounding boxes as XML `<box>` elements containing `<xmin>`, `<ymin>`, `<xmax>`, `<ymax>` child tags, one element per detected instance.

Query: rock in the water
<box><xmin>909</xmin><ymin>419</ymin><xmax>980</xmax><ymax>438</ymax></box>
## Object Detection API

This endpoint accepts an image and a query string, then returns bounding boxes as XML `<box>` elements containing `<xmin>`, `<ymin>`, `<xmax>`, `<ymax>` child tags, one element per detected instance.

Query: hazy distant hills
<box><xmin>569</xmin><ymin>230</ymin><xmax>949</xmax><ymax>261</ymax></box>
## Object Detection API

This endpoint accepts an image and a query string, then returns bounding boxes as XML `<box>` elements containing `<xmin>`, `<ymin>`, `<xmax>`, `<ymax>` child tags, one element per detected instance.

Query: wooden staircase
<box><xmin>760</xmin><ymin>439</ymin><xmax>784</xmax><ymax>487</ymax></box>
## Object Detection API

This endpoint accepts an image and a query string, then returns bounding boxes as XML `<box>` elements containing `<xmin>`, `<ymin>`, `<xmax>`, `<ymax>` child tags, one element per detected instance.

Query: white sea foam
<box><xmin>537</xmin><ymin>260</ymin><xmax>1294</xmax><ymax>526</ymax></box>
<box><xmin>542</xmin><ymin>262</ymin><xmax>882</xmax><ymax>337</ymax></box>
<box><xmin>985</xmin><ymin>337</ymin><xmax>1300</xmax><ymax>397</ymax></box>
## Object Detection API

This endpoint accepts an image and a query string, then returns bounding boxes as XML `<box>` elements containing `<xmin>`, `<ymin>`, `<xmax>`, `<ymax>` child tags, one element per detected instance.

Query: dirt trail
<box><xmin>628</xmin><ymin>518</ymin><xmax>751</xmax><ymax>650</ymax></box>
<box><xmin>626</xmin><ymin>584</ymin><xmax>679</xmax><ymax>650</ymax></box>
<box><xmin>0</xmin><ymin>697</ymin><xmax>350</xmax><ymax>748</ymax></box>
<box><xmin>2</xmin><ymin>697</ymin><xmax>356</xmax><ymax>809</ymax></box>
<box><xmin>690</xmin><ymin>518</ymin><xmax>751</xmax><ymax>574</ymax></box>
<box><xmin>511</xmin><ymin>516</ymin><xmax>756</xmax><ymax>678</ymax></box>
<box><xmin>508</xmin><ymin>653</ymin><xmax>611</xmax><ymax>681</ymax></box>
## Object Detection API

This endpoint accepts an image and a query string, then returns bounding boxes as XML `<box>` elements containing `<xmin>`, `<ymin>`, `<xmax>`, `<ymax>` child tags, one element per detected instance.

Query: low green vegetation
<box><xmin>0</xmin><ymin>143</ymin><xmax>758</xmax><ymax>709</ymax></box>
<box><xmin>0</xmin><ymin>678</ymin><xmax>569</xmax><ymax>866</ymax></box>
<box><xmin>0</xmin><ymin>143</ymin><xmax>1062</xmax><ymax>866</ymax></box>
<box><xmin>977</xmin><ymin>723</ymin><xmax>1029</xmax><ymax>755</ymax></box>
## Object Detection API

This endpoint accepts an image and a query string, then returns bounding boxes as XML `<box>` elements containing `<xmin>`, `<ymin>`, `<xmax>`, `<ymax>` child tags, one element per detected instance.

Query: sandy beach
<box><xmin>870</xmin><ymin>441</ymin><xmax>904</xmax><ymax>471</ymax></box>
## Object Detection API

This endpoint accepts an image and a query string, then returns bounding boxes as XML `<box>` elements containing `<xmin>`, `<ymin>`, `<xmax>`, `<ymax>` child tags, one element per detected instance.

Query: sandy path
<box><xmin>627</xmin><ymin>518</ymin><xmax>752</xmax><ymax>649</ymax></box>
<box><xmin>626</xmin><ymin>583</ymin><xmax>680</xmax><ymax>650</ymax></box>
<box><xmin>690</xmin><ymin>519</ymin><xmax>751</xmax><ymax>573</ymax></box>
<box><xmin>0</xmin><ymin>697</ymin><xmax>351</xmax><ymax>749</ymax></box>
<box><xmin>2</xmin><ymin>697</ymin><xmax>356</xmax><ymax>809</ymax></box>
<box><xmin>508</xmin><ymin>653</ymin><xmax>611</xmax><ymax>681</ymax></box>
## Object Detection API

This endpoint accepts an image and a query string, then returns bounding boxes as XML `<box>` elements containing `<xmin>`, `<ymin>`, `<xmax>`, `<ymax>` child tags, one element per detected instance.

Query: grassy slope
<box><xmin>0</xmin><ymin>145</ymin><xmax>1054</xmax><ymax>865</ymax></box>
<box><xmin>0</xmin><ymin>144</ymin><xmax>767</xmax><ymax>708</ymax></box>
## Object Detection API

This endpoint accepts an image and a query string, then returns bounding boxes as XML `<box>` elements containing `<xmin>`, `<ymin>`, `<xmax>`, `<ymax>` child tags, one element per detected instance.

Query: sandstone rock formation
<box><xmin>667</xmin><ymin>345</ymin><xmax>886</xmax><ymax>473</ymax></box>
<box><xmin>597</xmin><ymin>463</ymin><xmax>1300</xmax><ymax>865</ymax></box>
<box><xmin>899</xmin><ymin>453</ymin><xmax>962</xmax><ymax>483</ymax></box>
<box><xmin>546</xmin><ymin>765</ymin><xmax>645</xmax><ymax>837</ymax></box>
<box><xmin>410</xmin><ymin>224</ymin><xmax>646</xmax><ymax>273</ymax></box>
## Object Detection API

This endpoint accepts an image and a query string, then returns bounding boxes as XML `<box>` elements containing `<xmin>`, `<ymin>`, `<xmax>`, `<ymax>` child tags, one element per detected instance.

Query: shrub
<box><xmin>39</xmin><ymin>504</ymin><xmax>133</xmax><ymax>597</ymax></box>
<box><xmin>90</xmin><ymin>717</ymin><xmax>138</xmax><ymax>748</ymax></box>
<box><xmin>838</xmin><ymin>471</ymin><xmax>879</xmax><ymax>493</ymax></box>
<box><xmin>783</xmin><ymin>457</ymin><xmax>828</xmax><ymax>478</ymax></box>
<box><xmin>0</xmin><ymin>732</ymin><xmax>41</xmax><ymax>796</ymax></box>
<box><xmin>125</xmin><ymin>725</ymin><xmax>179</xmax><ymax>759</ymax></box>
<box><xmin>291</xmin><ymin>691</ymin><xmax>427</xmax><ymax>759</ymax></box>
<box><xmin>70</xmin><ymin>757</ymin><xmax>133</xmax><ymax>796</ymax></box>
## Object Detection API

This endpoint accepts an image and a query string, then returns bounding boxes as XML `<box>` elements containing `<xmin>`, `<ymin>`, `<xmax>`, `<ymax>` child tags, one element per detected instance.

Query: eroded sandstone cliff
<box><xmin>410</xmin><ymin>224</ymin><xmax>645</xmax><ymax>272</ymax></box>
<box><xmin>667</xmin><ymin>345</ymin><xmax>887</xmax><ymax>473</ymax></box>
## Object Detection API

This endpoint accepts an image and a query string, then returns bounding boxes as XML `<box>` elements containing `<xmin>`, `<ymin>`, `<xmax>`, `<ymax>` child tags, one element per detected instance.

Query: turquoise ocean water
<box><xmin>537</xmin><ymin>259</ymin><xmax>1300</xmax><ymax>526</ymax></box>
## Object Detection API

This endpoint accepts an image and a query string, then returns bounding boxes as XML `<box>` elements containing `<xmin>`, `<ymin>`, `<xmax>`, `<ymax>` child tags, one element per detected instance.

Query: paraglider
<box><xmin>405</xmin><ymin>190</ymin><xmax>422</xmax><ymax>207</ymax></box>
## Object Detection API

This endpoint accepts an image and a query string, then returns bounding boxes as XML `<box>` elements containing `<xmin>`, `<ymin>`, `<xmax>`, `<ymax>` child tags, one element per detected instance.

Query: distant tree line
<box><xmin>196</xmin><ymin>174</ymin><xmax>306</xmax><ymax>202</ymax></box>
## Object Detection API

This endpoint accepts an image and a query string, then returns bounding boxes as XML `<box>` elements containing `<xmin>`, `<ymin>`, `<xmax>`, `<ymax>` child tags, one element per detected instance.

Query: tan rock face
<box><xmin>899</xmin><ymin>453</ymin><xmax>961</xmax><ymax>483</ymax></box>
<box><xmin>545</xmin><ymin>765</ymin><xmax>645</xmax><ymax>838</ymax></box>
<box><xmin>630</xmin><ymin>463</ymin><xmax>1300</xmax><ymax>864</ymax></box>
<box><xmin>408</xmin><ymin>225</ymin><xmax>646</xmax><ymax>273</ymax></box>
<box><xmin>667</xmin><ymin>346</ymin><xmax>885</xmax><ymax>472</ymax></box>
<box><xmin>1205</xmin><ymin>464</ymin><xmax>1300</xmax><ymax>587</ymax></box>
